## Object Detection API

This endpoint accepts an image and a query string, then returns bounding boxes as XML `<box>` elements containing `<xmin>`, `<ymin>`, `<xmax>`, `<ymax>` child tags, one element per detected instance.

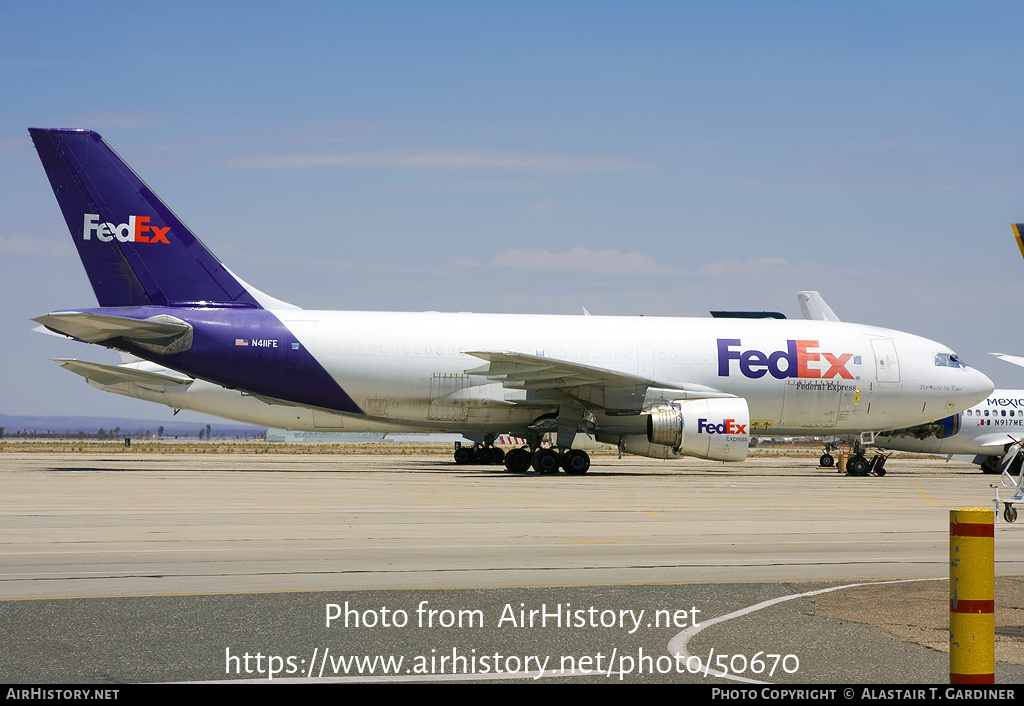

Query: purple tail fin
<box><xmin>30</xmin><ymin>128</ymin><xmax>261</xmax><ymax>309</ymax></box>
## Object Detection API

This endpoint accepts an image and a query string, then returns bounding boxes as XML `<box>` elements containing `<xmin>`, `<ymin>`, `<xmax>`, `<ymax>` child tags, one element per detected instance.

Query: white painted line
<box><xmin>667</xmin><ymin>577</ymin><xmax>944</xmax><ymax>684</ymax></box>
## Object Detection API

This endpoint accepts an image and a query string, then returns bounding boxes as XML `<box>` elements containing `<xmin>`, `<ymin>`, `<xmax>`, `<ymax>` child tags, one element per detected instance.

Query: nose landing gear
<box><xmin>819</xmin><ymin>441</ymin><xmax>837</xmax><ymax>468</ymax></box>
<box><xmin>826</xmin><ymin>439</ymin><xmax>888</xmax><ymax>477</ymax></box>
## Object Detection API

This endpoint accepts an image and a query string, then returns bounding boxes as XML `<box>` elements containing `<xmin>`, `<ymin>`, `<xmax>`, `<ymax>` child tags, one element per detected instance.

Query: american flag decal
<box><xmin>235</xmin><ymin>339</ymin><xmax>248</xmax><ymax>346</ymax></box>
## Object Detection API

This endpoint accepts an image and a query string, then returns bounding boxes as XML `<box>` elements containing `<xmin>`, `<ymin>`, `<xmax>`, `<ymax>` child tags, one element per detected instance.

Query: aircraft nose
<box><xmin>971</xmin><ymin>368</ymin><xmax>995</xmax><ymax>404</ymax></box>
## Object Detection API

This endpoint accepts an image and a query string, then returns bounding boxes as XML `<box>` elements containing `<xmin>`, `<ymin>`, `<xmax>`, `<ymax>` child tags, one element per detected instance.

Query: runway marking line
<box><xmin>916</xmin><ymin>486</ymin><xmax>941</xmax><ymax>506</ymax></box>
<box><xmin>666</xmin><ymin>577</ymin><xmax>944</xmax><ymax>684</ymax></box>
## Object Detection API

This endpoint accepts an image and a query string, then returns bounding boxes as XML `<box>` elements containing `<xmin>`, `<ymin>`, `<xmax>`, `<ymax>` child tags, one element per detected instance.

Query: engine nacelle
<box><xmin>645</xmin><ymin>398</ymin><xmax>750</xmax><ymax>462</ymax></box>
<box><xmin>615</xmin><ymin>434</ymin><xmax>678</xmax><ymax>459</ymax></box>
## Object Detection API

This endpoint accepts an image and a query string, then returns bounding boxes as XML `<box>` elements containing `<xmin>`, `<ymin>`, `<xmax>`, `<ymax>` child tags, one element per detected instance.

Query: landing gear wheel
<box><xmin>981</xmin><ymin>458</ymin><xmax>1002</xmax><ymax>475</ymax></box>
<box><xmin>532</xmin><ymin>449</ymin><xmax>561</xmax><ymax>474</ymax></box>
<box><xmin>504</xmin><ymin>448</ymin><xmax>531</xmax><ymax>473</ymax></box>
<box><xmin>562</xmin><ymin>449</ymin><xmax>590</xmax><ymax>475</ymax></box>
<box><xmin>1004</xmin><ymin>505</ymin><xmax>1018</xmax><ymax>523</ymax></box>
<box><xmin>488</xmin><ymin>447</ymin><xmax>505</xmax><ymax>465</ymax></box>
<box><xmin>819</xmin><ymin>453</ymin><xmax>835</xmax><ymax>468</ymax></box>
<box><xmin>847</xmin><ymin>455</ymin><xmax>870</xmax><ymax>476</ymax></box>
<box><xmin>454</xmin><ymin>447</ymin><xmax>472</xmax><ymax>465</ymax></box>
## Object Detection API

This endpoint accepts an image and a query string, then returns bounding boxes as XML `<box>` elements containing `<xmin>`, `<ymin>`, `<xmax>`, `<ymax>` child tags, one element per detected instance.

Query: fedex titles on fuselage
<box><xmin>718</xmin><ymin>338</ymin><xmax>855</xmax><ymax>380</ymax></box>
<box><xmin>82</xmin><ymin>214</ymin><xmax>169</xmax><ymax>244</ymax></box>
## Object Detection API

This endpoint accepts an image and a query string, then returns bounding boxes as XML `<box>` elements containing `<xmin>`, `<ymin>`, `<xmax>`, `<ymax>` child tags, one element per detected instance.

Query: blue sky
<box><xmin>2</xmin><ymin>1</ymin><xmax>1023</xmax><ymax>420</ymax></box>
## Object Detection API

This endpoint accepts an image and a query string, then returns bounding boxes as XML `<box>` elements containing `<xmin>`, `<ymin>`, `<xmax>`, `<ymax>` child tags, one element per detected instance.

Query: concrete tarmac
<box><xmin>1</xmin><ymin>451</ymin><xmax>1022</xmax><ymax>683</ymax></box>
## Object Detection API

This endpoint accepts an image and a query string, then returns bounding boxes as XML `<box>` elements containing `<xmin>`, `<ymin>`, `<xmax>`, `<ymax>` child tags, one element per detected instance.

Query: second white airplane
<box><xmin>29</xmin><ymin>128</ymin><xmax>994</xmax><ymax>474</ymax></box>
<box><xmin>872</xmin><ymin>387</ymin><xmax>1024</xmax><ymax>474</ymax></box>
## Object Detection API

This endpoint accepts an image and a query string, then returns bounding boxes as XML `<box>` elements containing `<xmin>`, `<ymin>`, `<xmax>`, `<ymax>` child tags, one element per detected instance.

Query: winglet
<box><xmin>1013</xmin><ymin>224</ymin><xmax>1024</xmax><ymax>261</ymax></box>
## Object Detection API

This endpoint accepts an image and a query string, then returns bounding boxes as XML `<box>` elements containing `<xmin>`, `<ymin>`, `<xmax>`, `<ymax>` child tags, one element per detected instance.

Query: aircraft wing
<box><xmin>990</xmin><ymin>352</ymin><xmax>1024</xmax><ymax>370</ymax></box>
<box><xmin>464</xmin><ymin>350</ymin><xmax>730</xmax><ymax>414</ymax></box>
<box><xmin>972</xmin><ymin>433</ymin><xmax>1022</xmax><ymax>450</ymax></box>
<box><xmin>55</xmin><ymin>358</ymin><xmax>193</xmax><ymax>388</ymax></box>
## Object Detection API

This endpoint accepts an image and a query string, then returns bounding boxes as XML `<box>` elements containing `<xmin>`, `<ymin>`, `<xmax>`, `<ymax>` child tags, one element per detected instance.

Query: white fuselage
<box><xmin>106</xmin><ymin>309</ymin><xmax>992</xmax><ymax>441</ymax></box>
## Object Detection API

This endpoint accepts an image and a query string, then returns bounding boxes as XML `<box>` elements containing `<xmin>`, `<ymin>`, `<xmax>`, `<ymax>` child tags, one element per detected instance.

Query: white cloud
<box><xmin>0</xmin><ymin>235</ymin><xmax>73</xmax><ymax>259</ymax></box>
<box><xmin>839</xmin><ymin>140</ymin><xmax>930</xmax><ymax>156</ymax></box>
<box><xmin>735</xmin><ymin>178</ymin><xmax>1018</xmax><ymax>193</ymax></box>
<box><xmin>701</xmin><ymin>257</ymin><xmax>787</xmax><ymax>278</ymax></box>
<box><xmin>214</xmin><ymin>242</ymin><xmax>361</xmax><ymax>274</ymax></box>
<box><xmin>491</xmin><ymin>247</ymin><xmax>683</xmax><ymax>276</ymax></box>
<box><xmin>529</xmin><ymin>198</ymin><xmax>559</xmax><ymax>213</ymax></box>
<box><xmin>226</xmin><ymin>148</ymin><xmax>645</xmax><ymax>173</ymax></box>
<box><xmin>75</xmin><ymin>112</ymin><xmax>164</xmax><ymax>129</ymax></box>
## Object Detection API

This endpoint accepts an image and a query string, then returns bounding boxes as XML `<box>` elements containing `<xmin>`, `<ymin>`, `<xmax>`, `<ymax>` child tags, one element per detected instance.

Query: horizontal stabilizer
<box><xmin>32</xmin><ymin>324</ymin><xmax>76</xmax><ymax>340</ymax></box>
<box><xmin>55</xmin><ymin>358</ymin><xmax>193</xmax><ymax>388</ymax></box>
<box><xmin>34</xmin><ymin>311</ymin><xmax>192</xmax><ymax>348</ymax></box>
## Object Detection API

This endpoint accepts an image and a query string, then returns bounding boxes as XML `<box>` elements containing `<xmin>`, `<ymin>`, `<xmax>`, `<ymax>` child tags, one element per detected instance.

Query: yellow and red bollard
<box><xmin>949</xmin><ymin>508</ymin><xmax>994</xmax><ymax>683</ymax></box>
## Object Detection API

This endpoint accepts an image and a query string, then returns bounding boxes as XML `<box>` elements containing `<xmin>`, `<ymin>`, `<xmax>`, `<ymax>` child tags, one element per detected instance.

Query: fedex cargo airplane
<box><xmin>28</xmin><ymin>128</ymin><xmax>993</xmax><ymax>474</ymax></box>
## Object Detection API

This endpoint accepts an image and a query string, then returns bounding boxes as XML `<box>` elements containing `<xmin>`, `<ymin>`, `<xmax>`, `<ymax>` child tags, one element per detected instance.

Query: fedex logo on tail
<box><xmin>83</xmin><ymin>214</ymin><xmax>170</xmax><ymax>244</ymax></box>
<box><xmin>718</xmin><ymin>338</ymin><xmax>855</xmax><ymax>380</ymax></box>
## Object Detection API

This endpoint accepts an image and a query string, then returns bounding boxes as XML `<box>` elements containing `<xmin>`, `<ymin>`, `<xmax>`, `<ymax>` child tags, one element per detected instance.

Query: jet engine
<box><xmin>643</xmin><ymin>397</ymin><xmax>750</xmax><ymax>462</ymax></box>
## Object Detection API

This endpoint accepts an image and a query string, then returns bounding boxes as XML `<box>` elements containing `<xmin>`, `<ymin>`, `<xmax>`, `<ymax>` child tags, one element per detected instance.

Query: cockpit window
<box><xmin>935</xmin><ymin>352</ymin><xmax>966</xmax><ymax>368</ymax></box>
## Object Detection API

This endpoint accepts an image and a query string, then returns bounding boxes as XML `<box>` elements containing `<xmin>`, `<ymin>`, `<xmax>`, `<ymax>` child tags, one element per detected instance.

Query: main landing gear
<box><xmin>452</xmin><ymin>441</ymin><xmax>505</xmax><ymax>466</ymax></box>
<box><xmin>505</xmin><ymin>446</ymin><xmax>590</xmax><ymax>475</ymax></box>
<box><xmin>453</xmin><ymin>443</ymin><xmax>591</xmax><ymax>475</ymax></box>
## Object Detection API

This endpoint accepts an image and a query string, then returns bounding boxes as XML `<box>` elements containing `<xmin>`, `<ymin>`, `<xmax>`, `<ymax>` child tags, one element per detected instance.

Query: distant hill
<box><xmin>0</xmin><ymin>414</ymin><xmax>264</xmax><ymax>439</ymax></box>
